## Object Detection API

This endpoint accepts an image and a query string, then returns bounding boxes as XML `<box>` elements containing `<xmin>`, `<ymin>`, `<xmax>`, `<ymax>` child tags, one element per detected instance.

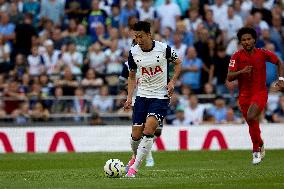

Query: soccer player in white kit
<box><xmin>124</xmin><ymin>21</ymin><xmax>181</xmax><ymax>177</ymax></box>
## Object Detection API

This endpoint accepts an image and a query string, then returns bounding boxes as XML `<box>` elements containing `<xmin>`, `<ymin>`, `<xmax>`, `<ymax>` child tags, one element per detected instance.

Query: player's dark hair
<box><xmin>133</xmin><ymin>21</ymin><xmax>151</xmax><ymax>33</ymax></box>
<box><xmin>237</xmin><ymin>27</ymin><xmax>257</xmax><ymax>41</ymax></box>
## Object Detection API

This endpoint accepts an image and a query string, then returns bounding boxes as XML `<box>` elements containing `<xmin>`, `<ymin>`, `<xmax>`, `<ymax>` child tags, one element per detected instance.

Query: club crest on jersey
<box><xmin>141</xmin><ymin>66</ymin><xmax>163</xmax><ymax>76</ymax></box>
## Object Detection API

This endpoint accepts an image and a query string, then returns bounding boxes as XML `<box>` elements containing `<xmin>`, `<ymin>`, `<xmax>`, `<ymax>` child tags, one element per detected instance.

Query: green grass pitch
<box><xmin>0</xmin><ymin>150</ymin><xmax>284</xmax><ymax>189</ymax></box>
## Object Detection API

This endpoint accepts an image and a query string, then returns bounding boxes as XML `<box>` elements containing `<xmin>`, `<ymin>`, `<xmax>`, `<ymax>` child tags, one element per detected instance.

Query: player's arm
<box><xmin>124</xmin><ymin>51</ymin><xmax>137</xmax><ymax>110</ymax></box>
<box><xmin>166</xmin><ymin>46</ymin><xmax>181</xmax><ymax>97</ymax></box>
<box><xmin>227</xmin><ymin>52</ymin><xmax>252</xmax><ymax>82</ymax></box>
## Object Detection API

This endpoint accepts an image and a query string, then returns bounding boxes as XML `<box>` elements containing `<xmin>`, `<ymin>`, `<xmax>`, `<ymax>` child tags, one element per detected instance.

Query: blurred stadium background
<box><xmin>0</xmin><ymin>0</ymin><xmax>283</xmax><ymax>148</ymax></box>
<box><xmin>0</xmin><ymin>0</ymin><xmax>284</xmax><ymax>188</ymax></box>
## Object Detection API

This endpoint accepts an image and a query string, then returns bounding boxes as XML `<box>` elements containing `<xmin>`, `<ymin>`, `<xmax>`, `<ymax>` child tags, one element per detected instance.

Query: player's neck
<box><xmin>141</xmin><ymin>40</ymin><xmax>154</xmax><ymax>52</ymax></box>
<box><xmin>245</xmin><ymin>48</ymin><xmax>255</xmax><ymax>55</ymax></box>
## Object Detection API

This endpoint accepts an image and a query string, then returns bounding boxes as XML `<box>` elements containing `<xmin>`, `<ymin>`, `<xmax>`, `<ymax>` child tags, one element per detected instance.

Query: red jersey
<box><xmin>229</xmin><ymin>48</ymin><xmax>279</xmax><ymax>96</ymax></box>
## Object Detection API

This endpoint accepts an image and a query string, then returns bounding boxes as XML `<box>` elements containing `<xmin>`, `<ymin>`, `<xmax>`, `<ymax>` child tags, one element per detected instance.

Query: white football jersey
<box><xmin>128</xmin><ymin>41</ymin><xmax>178</xmax><ymax>99</ymax></box>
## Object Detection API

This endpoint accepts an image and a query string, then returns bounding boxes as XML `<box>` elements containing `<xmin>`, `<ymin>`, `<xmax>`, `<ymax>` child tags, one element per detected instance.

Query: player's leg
<box><xmin>128</xmin><ymin>116</ymin><xmax>158</xmax><ymax>174</ymax></box>
<box><xmin>126</xmin><ymin>125</ymin><xmax>144</xmax><ymax>171</ymax></box>
<box><xmin>145</xmin><ymin>128</ymin><xmax>162</xmax><ymax>167</ymax></box>
<box><xmin>126</xmin><ymin>99</ymin><xmax>168</xmax><ymax>177</ymax></box>
<box><xmin>126</xmin><ymin>97</ymin><xmax>148</xmax><ymax>173</ymax></box>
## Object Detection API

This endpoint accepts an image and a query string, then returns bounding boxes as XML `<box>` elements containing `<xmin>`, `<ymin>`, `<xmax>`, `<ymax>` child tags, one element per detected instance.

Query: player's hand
<box><xmin>275</xmin><ymin>80</ymin><xmax>284</xmax><ymax>91</ymax></box>
<box><xmin>240</xmin><ymin>66</ymin><xmax>253</xmax><ymax>74</ymax></box>
<box><xmin>124</xmin><ymin>98</ymin><xmax>132</xmax><ymax>110</ymax></box>
<box><xmin>167</xmin><ymin>81</ymin><xmax>175</xmax><ymax>97</ymax></box>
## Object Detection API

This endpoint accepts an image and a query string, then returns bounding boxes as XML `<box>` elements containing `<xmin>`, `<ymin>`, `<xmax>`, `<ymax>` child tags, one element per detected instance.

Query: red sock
<box><xmin>247</xmin><ymin>120</ymin><xmax>263</xmax><ymax>152</ymax></box>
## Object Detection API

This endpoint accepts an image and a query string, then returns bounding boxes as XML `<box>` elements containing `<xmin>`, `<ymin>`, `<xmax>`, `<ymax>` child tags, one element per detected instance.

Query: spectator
<box><xmin>92</xmin><ymin>85</ymin><xmax>113</xmax><ymax>113</ymax></box>
<box><xmin>27</xmin><ymin>82</ymin><xmax>42</xmax><ymax>108</ymax></box>
<box><xmin>61</xmin><ymin>41</ymin><xmax>83</xmax><ymax>75</ymax></box>
<box><xmin>55</xmin><ymin>67</ymin><xmax>79</xmax><ymax>96</ymax></box>
<box><xmin>165</xmin><ymin>92</ymin><xmax>180</xmax><ymax>124</ymax></box>
<box><xmin>225</xmin><ymin>107</ymin><xmax>242</xmax><ymax>124</ymax></box>
<box><xmin>119</xmin><ymin>0</ymin><xmax>139</xmax><ymax>28</ymax></box>
<box><xmin>206</xmin><ymin>96</ymin><xmax>228</xmax><ymax>124</ymax></box>
<box><xmin>12</xmin><ymin>53</ymin><xmax>28</xmax><ymax>79</ymax></box>
<box><xmin>51</xmin><ymin>27</ymin><xmax>65</xmax><ymax>51</ymax></box>
<box><xmin>252</xmin><ymin>12</ymin><xmax>269</xmax><ymax>36</ymax></box>
<box><xmin>157</xmin><ymin>0</ymin><xmax>181</xmax><ymax>33</ymax></box>
<box><xmin>109</xmin><ymin>4</ymin><xmax>120</xmax><ymax>29</ymax></box>
<box><xmin>85</xmin><ymin>42</ymin><xmax>107</xmax><ymax>75</ymax></box>
<box><xmin>233</xmin><ymin>0</ymin><xmax>249</xmax><ymax>20</ymax></box>
<box><xmin>61</xmin><ymin>18</ymin><xmax>78</xmax><ymax>38</ymax></box>
<box><xmin>270</xmin><ymin>15</ymin><xmax>284</xmax><ymax>59</ymax></box>
<box><xmin>65</xmin><ymin>0</ymin><xmax>90</xmax><ymax>21</ymax></box>
<box><xmin>181</xmin><ymin>47</ymin><xmax>203</xmax><ymax>93</ymax></box>
<box><xmin>138</xmin><ymin>0</ymin><xmax>158</xmax><ymax>30</ymax></box>
<box><xmin>212</xmin><ymin>46</ymin><xmax>231</xmax><ymax>95</ymax></box>
<box><xmin>176</xmin><ymin>20</ymin><xmax>194</xmax><ymax>47</ymax></box>
<box><xmin>104</xmin><ymin>40</ymin><xmax>122</xmax><ymax>75</ymax></box>
<box><xmin>9</xmin><ymin>2</ymin><xmax>24</xmax><ymax>25</ymax></box>
<box><xmin>51</xmin><ymin>86</ymin><xmax>70</xmax><ymax>114</ymax></box>
<box><xmin>0</xmin><ymin>100</ymin><xmax>6</xmax><ymax>119</ymax></box>
<box><xmin>184</xmin><ymin>8</ymin><xmax>202</xmax><ymax>33</ymax></box>
<box><xmin>27</xmin><ymin>46</ymin><xmax>45</xmax><ymax>76</ymax></box>
<box><xmin>203</xmin><ymin>10</ymin><xmax>221</xmax><ymax>39</ymax></box>
<box><xmin>98</xmin><ymin>27</ymin><xmax>119</xmax><ymax>49</ymax></box>
<box><xmin>118</xmin><ymin>27</ymin><xmax>133</xmax><ymax>54</ymax></box>
<box><xmin>272</xmin><ymin>95</ymin><xmax>284</xmax><ymax>123</ymax></box>
<box><xmin>251</xmin><ymin>0</ymin><xmax>272</xmax><ymax>26</ymax></box>
<box><xmin>30</xmin><ymin>102</ymin><xmax>49</xmax><ymax>121</ymax></box>
<box><xmin>11</xmin><ymin>101</ymin><xmax>30</xmax><ymax>124</ymax></box>
<box><xmin>88</xmin><ymin>0</ymin><xmax>109</xmax><ymax>42</ymax></box>
<box><xmin>113</xmin><ymin>89</ymin><xmax>127</xmax><ymax>112</ymax></box>
<box><xmin>0</xmin><ymin>12</ymin><xmax>15</xmax><ymax>44</ymax></box>
<box><xmin>23</xmin><ymin>0</ymin><xmax>40</xmax><ymax>19</ymax></box>
<box><xmin>220</xmin><ymin>5</ymin><xmax>243</xmax><ymax>43</ymax></box>
<box><xmin>210</xmin><ymin>0</ymin><xmax>228</xmax><ymax>27</ymax></box>
<box><xmin>18</xmin><ymin>73</ymin><xmax>30</xmax><ymax>95</ymax></box>
<box><xmin>40</xmin><ymin>0</ymin><xmax>64</xmax><ymax>25</ymax></box>
<box><xmin>184</xmin><ymin>94</ymin><xmax>205</xmax><ymax>125</ymax></box>
<box><xmin>265</xmin><ymin>43</ymin><xmax>279</xmax><ymax>88</ymax></box>
<box><xmin>0</xmin><ymin>35</ymin><xmax>11</xmax><ymax>73</ymax></box>
<box><xmin>3</xmin><ymin>80</ymin><xmax>23</xmax><ymax>114</ymax></box>
<box><xmin>194</xmin><ymin>27</ymin><xmax>214</xmax><ymax>85</ymax></box>
<box><xmin>81</xmin><ymin>68</ymin><xmax>104</xmax><ymax>97</ymax></box>
<box><xmin>74</xmin><ymin>24</ymin><xmax>92</xmax><ymax>57</ymax></box>
<box><xmin>42</xmin><ymin>39</ymin><xmax>62</xmax><ymax>76</ymax></box>
<box><xmin>172</xmin><ymin>31</ymin><xmax>187</xmax><ymax>61</ymax></box>
<box><xmin>71</xmin><ymin>87</ymin><xmax>90</xmax><ymax>121</ymax></box>
<box><xmin>14</xmin><ymin>13</ymin><xmax>37</xmax><ymax>56</ymax></box>
<box><xmin>172</xmin><ymin>106</ymin><xmax>188</xmax><ymax>125</ymax></box>
<box><xmin>0</xmin><ymin>0</ymin><xmax>9</xmax><ymax>12</ymax></box>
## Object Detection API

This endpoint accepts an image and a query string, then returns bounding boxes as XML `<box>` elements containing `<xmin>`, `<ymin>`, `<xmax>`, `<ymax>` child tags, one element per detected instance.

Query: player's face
<box><xmin>240</xmin><ymin>34</ymin><xmax>255</xmax><ymax>52</ymax></box>
<box><xmin>134</xmin><ymin>31</ymin><xmax>152</xmax><ymax>49</ymax></box>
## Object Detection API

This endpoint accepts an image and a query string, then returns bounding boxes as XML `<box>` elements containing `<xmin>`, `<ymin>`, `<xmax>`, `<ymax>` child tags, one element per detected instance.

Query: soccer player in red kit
<box><xmin>227</xmin><ymin>27</ymin><xmax>284</xmax><ymax>165</ymax></box>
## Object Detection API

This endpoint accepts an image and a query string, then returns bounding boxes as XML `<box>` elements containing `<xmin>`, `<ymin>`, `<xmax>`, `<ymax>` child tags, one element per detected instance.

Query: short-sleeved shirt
<box><xmin>128</xmin><ymin>41</ymin><xmax>178</xmax><ymax>99</ymax></box>
<box><xmin>229</xmin><ymin>48</ymin><xmax>279</xmax><ymax>96</ymax></box>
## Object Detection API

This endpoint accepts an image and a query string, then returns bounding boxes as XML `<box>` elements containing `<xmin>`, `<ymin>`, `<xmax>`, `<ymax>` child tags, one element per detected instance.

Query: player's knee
<box><xmin>154</xmin><ymin>129</ymin><xmax>162</xmax><ymax>137</ymax></box>
<box><xmin>247</xmin><ymin>113</ymin><xmax>257</xmax><ymax>122</ymax></box>
<box><xmin>131</xmin><ymin>133</ymin><xmax>142</xmax><ymax>141</ymax></box>
<box><xmin>143</xmin><ymin>127</ymin><xmax>156</xmax><ymax>135</ymax></box>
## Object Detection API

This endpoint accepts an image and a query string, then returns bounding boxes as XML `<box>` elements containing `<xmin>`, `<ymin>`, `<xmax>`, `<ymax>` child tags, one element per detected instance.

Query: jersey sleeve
<box><xmin>263</xmin><ymin>49</ymin><xmax>279</xmax><ymax>65</ymax></box>
<box><xmin>166</xmin><ymin>45</ymin><xmax>179</xmax><ymax>63</ymax></box>
<box><xmin>120</xmin><ymin>62</ymin><xmax>129</xmax><ymax>79</ymax></box>
<box><xmin>128</xmin><ymin>50</ymin><xmax>137</xmax><ymax>71</ymax></box>
<box><xmin>228</xmin><ymin>52</ymin><xmax>239</xmax><ymax>72</ymax></box>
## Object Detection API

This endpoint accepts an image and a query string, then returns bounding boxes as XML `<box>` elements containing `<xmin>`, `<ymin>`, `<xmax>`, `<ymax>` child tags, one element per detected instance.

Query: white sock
<box><xmin>131</xmin><ymin>135</ymin><xmax>154</xmax><ymax>171</ymax></box>
<box><xmin>130</xmin><ymin>137</ymin><xmax>141</xmax><ymax>156</ymax></box>
<box><xmin>146</xmin><ymin>136</ymin><xmax>156</xmax><ymax>160</ymax></box>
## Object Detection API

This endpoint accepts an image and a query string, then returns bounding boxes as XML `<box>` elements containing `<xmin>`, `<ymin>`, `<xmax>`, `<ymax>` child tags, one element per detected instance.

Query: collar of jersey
<box><xmin>140</xmin><ymin>41</ymin><xmax>155</xmax><ymax>52</ymax></box>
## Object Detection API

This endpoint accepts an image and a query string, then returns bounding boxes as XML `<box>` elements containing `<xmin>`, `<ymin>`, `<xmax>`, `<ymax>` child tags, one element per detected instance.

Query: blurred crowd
<box><xmin>0</xmin><ymin>0</ymin><xmax>284</xmax><ymax>125</ymax></box>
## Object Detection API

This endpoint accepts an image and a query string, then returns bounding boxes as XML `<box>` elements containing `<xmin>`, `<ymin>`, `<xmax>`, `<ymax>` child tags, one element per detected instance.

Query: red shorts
<box><xmin>238</xmin><ymin>92</ymin><xmax>268</xmax><ymax>117</ymax></box>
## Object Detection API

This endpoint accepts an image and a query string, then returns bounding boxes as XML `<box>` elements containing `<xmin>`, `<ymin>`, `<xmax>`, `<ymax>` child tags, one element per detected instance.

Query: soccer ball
<box><xmin>103</xmin><ymin>159</ymin><xmax>125</xmax><ymax>178</ymax></box>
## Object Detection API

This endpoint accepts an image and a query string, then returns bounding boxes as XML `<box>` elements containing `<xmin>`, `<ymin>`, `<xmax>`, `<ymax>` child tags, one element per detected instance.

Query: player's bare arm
<box><xmin>124</xmin><ymin>70</ymin><xmax>136</xmax><ymax>110</ymax></box>
<box><xmin>167</xmin><ymin>58</ymin><xmax>181</xmax><ymax>97</ymax></box>
<box><xmin>227</xmin><ymin>66</ymin><xmax>253</xmax><ymax>82</ymax></box>
<box><xmin>275</xmin><ymin>59</ymin><xmax>284</xmax><ymax>90</ymax></box>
